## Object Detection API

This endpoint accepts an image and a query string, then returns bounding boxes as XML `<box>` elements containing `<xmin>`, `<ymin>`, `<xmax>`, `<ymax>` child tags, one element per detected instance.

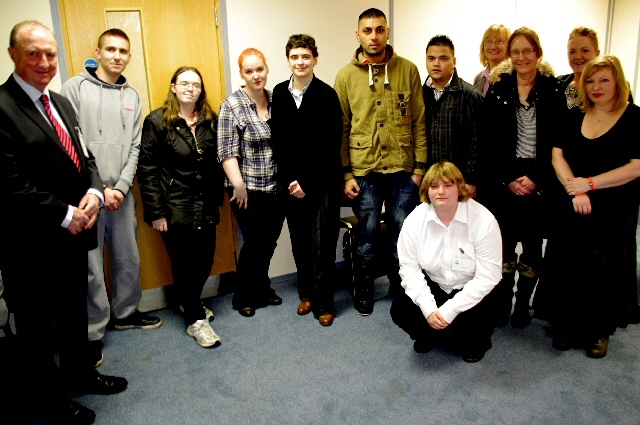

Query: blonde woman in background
<box><xmin>473</xmin><ymin>24</ymin><xmax>511</xmax><ymax>95</ymax></box>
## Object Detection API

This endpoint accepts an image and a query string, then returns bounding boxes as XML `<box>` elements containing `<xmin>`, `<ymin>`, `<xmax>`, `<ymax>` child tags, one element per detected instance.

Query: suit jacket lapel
<box><xmin>5</xmin><ymin>77</ymin><xmax>84</xmax><ymax>171</ymax></box>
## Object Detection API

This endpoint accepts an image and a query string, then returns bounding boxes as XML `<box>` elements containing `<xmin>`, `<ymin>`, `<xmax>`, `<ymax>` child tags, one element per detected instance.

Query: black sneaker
<box><xmin>113</xmin><ymin>311</ymin><xmax>162</xmax><ymax>330</ymax></box>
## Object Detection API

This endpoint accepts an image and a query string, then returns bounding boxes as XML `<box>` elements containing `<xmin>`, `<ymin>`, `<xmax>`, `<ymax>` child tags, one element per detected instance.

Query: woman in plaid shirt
<box><xmin>217</xmin><ymin>48</ymin><xmax>285</xmax><ymax>318</ymax></box>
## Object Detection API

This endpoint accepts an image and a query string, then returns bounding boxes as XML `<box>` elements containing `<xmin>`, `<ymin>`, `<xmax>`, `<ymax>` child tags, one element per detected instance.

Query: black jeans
<box><xmin>161</xmin><ymin>223</ymin><xmax>217</xmax><ymax>325</ymax></box>
<box><xmin>230</xmin><ymin>190</ymin><xmax>285</xmax><ymax>308</ymax></box>
<box><xmin>283</xmin><ymin>187</ymin><xmax>340</xmax><ymax>315</ymax></box>
<box><xmin>391</xmin><ymin>279</ymin><xmax>494</xmax><ymax>352</ymax></box>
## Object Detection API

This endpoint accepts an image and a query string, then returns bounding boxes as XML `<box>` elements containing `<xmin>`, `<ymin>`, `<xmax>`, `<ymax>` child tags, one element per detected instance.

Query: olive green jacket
<box><xmin>334</xmin><ymin>45</ymin><xmax>427</xmax><ymax>180</ymax></box>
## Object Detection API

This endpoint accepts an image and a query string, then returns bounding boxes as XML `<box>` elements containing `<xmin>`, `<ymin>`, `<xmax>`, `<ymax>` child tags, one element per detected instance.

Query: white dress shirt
<box><xmin>398</xmin><ymin>199</ymin><xmax>502</xmax><ymax>324</ymax></box>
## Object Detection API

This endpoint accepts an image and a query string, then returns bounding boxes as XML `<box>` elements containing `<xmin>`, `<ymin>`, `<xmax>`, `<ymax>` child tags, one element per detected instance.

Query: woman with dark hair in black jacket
<box><xmin>138</xmin><ymin>66</ymin><xmax>223</xmax><ymax>348</ymax></box>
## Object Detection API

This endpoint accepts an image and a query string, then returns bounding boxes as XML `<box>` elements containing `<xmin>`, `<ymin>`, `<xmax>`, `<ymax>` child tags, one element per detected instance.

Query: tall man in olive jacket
<box><xmin>334</xmin><ymin>8</ymin><xmax>427</xmax><ymax>316</ymax></box>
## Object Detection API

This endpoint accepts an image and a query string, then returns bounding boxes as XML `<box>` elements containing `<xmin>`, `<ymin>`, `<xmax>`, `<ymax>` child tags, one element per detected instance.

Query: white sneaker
<box><xmin>179</xmin><ymin>304</ymin><xmax>215</xmax><ymax>321</ymax></box>
<box><xmin>187</xmin><ymin>319</ymin><xmax>221</xmax><ymax>347</ymax></box>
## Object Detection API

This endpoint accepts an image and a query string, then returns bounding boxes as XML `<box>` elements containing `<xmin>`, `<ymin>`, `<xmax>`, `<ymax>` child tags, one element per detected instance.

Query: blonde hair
<box><xmin>419</xmin><ymin>162</ymin><xmax>470</xmax><ymax>204</ymax></box>
<box><xmin>579</xmin><ymin>55</ymin><xmax>630</xmax><ymax>113</ymax></box>
<box><xmin>479</xmin><ymin>24</ymin><xmax>511</xmax><ymax>66</ymax></box>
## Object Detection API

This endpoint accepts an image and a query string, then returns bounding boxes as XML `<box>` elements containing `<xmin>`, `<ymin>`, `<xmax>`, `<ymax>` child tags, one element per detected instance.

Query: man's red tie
<box><xmin>40</xmin><ymin>94</ymin><xmax>82</xmax><ymax>172</ymax></box>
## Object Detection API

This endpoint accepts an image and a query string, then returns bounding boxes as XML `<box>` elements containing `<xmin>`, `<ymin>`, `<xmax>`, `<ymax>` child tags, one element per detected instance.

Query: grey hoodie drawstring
<box><xmin>97</xmin><ymin>84</ymin><xmax>103</xmax><ymax>134</ymax></box>
<box><xmin>119</xmin><ymin>86</ymin><xmax>125</xmax><ymax>129</ymax></box>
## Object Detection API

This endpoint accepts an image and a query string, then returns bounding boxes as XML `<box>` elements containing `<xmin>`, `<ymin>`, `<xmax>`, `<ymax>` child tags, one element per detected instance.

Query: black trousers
<box><xmin>230</xmin><ymin>190</ymin><xmax>285</xmax><ymax>308</ymax></box>
<box><xmin>283</xmin><ymin>188</ymin><xmax>339</xmax><ymax>315</ymax></box>
<box><xmin>391</xmin><ymin>279</ymin><xmax>494</xmax><ymax>352</ymax></box>
<box><xmin>1</xmin><ymin>232</ymin><xmax>94</xmax><ymax>407</ymax></box>
<box><xmin>161</xmin><ymin>223</ymin><xmax>217</xmax><ymax>325</ymax></box>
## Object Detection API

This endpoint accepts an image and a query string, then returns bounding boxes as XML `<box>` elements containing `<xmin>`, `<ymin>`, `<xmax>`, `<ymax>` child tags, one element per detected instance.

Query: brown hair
<box><xmin>162</xmin><ymin>66</ymin><xmax>215</xmax><ymax>129</ymax></box>
<box><xmin>479</xmin><ymin>24</ymin><xmax>511</xmax><ymax>66</ymax></box>
<box><xmin>286</xmin><ymin>34</ymin><xmax>318</xmax><ymax>58</ymax></box>
<box><xmin>419</xmin><ymin>162</ymin><xmax>470</xmax><ymax>204</ymax></box>
<box><xmin>579</xmin><ymin>55</ymin><xmax>630</xmax><ymax>113</ymax></box>
<box><xmin>568</xmin><ymin>26</ymin><xmax>599</xmax><ymax>52</ymax></box>
<box><xmin>508</xmin><ymin>27</ymin><xmax>543</xmax><ymax>59</ymax></box>
<box><xmin>98</xmin><ymin>28</ymin><xmax>130</xmax><ymax>49</ymax></box>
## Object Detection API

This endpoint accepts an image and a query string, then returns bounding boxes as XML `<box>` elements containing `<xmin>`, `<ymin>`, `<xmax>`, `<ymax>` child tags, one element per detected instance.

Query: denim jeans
<box><xmin>352</xmin><ymin>171</ymin><xmax>420</xmax><ymax>289</ymax></box>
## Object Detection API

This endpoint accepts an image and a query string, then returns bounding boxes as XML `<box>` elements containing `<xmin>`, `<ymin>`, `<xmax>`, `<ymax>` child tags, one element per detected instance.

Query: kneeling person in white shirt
<box><xmin>390</xmin><ymin>161</ymin><xmax>502</xmax><ymax>363</ymax></box>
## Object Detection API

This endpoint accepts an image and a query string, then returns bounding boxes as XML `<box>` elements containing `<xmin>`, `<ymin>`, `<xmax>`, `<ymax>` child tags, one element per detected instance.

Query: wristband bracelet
<box><xmin>571</xmin><ymin>193</ymin><xmax>587</xmax><ymax>199</ymax></box>
<box><xmin>588</xmin><ymin>176</ymin><xmax>596</xmax><ymax>190</ymax></box>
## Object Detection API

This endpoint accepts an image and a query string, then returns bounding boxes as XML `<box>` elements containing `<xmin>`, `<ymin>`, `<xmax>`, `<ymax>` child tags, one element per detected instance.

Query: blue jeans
<box><xmin>352</xmin><ymin>171</ymin><xmax>420</xmax><ymax>290</ymax></box>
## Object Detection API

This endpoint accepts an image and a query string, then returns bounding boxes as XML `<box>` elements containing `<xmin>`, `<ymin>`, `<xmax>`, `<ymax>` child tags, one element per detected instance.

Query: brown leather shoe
<box><xmin>297</xmin><ymin>301</ymin><xmax>313</xmax><ymax>315</ymax></box>
<box><xmin>586</xmin><ymin>337</ymin><xmax>609</xmax><ymax>358</ymax></box>
<box><xmin>319</xmin><ymin>313</ymin><xmax>334</xmax><ymax>326</ymax></box>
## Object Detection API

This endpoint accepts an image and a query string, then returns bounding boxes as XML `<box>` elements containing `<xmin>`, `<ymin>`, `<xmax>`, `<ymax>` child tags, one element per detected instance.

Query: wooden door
<box><xmin>58</xmin><ymin>0</ymin><xmax>236</xmax><ymax>290</ymax></box>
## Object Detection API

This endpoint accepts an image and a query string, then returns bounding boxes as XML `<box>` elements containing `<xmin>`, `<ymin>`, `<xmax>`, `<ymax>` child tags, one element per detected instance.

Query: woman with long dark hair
<box><xmin>138</xmin><ymin>66</ymin><xmax>223</xmax><ymax>347</ymax></box>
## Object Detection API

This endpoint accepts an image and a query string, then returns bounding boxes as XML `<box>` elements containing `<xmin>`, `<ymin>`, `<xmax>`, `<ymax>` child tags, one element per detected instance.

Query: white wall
<box><xmin>394</xmin><ymin>0</ymin><xmax>609</xmax><ymax>84</ymax></box>
<box><xmin>610</xmin><ymin>0</ymin><xmax>640</xmax><ymax>99</ymax></box>
<box><xmin>0</xmin><ymin>0</ymin><xmax>62</xmax><ymax>91</ymax></box>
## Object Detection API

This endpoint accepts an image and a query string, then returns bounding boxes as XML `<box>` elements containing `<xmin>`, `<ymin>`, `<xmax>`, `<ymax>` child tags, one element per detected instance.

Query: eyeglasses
<box><xmin>484</xmin><ymin>39</ymin><xmax>506</xmax><ymax>47</ymax></box>
<box><xmin>174</xmin><ymin>82</ymin><xmax>202</xmax><ymax>90</ymax></box>
<box><xmin>510</xmin><ymin>48</ymin><xmax>536</xmax><ymax>59</ymax></box>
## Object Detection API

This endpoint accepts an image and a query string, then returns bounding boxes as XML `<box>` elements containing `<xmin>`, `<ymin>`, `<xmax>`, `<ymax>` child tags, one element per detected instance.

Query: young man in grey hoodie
<box><xmin>61</xmin><ymin>28</ymin><xmax>161</xmax><ymax>367</ymax></box>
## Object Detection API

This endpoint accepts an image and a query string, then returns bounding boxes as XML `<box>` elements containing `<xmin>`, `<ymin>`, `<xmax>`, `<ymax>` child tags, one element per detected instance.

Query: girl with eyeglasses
<box><xmin>138</xmin><ymin>66</ymin><xmax>223</xmax><ymax>348</ymax></box>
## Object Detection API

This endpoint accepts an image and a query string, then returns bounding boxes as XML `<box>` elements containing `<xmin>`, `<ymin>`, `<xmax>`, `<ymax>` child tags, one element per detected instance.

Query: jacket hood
<box><xmin>81</xmin><ymin>67</ymin><xmax>128</xmax><ymax>88</ymax></box>
<box><xmin>78</xmin><ymin>67</ymin><xmax>129</xmax><ymax>133</ymax></box>
<box><xmin>351</xmin><ymin>45</ymin><xmax>396</xmax><ymax>88</ymax></box>
<box><xmin>489</xmin><ymin>59</ymin><xmax>555</xmax><ymax>84</ymax></box>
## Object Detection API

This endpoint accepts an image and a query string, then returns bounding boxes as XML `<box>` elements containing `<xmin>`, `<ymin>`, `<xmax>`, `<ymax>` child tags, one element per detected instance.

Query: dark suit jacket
<box><xmin>0</xmin><ymin>75</ymin><xmax>104</xmax><ymax>261</ymax></box>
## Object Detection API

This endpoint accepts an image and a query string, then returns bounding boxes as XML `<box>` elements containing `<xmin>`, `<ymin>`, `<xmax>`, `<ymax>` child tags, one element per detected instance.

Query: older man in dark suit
<box><xmin>0</xmin><ymin>20</ymin><xmax>127</xmax><ymax>425</ymax></box>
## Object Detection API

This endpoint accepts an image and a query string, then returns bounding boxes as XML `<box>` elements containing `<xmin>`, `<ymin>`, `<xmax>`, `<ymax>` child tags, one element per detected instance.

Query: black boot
<box><xmin>511</xmin><ymin>265</ymin><xmax>538</xmax><ymax>329</ymax></box>
<box><xmin>493</xmin><ymin>262</ymin><xmax>517</xmax><ymax>327</ymax></box>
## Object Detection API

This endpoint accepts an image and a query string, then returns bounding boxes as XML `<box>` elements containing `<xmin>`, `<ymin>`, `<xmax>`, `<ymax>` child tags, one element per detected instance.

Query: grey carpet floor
<box><xmin>72</xmin><ymin>274</ymin><xmax>640</xmax><ymax>425</ymax></box>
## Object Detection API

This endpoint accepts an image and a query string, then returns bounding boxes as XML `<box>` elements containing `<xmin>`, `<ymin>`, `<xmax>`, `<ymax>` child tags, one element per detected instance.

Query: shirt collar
<box><xmin>12</xmin><ymin>72</ymin><xmax>50</xmax><ymax>102</ymax></box>
<box><xmin>483</xmin><ymin>64</ymin><xmax>491</xmax><ymax>79</ymax></box>
<box><xmin>425</xmin><ymin>200</ymin><xmax>468</xmax><ymax>225</ymax></box>
<box><xmin>425</xmin><ymin>73</ymin><xmax>454</xmax><ymax>91</ymax></box>
<box><xmin>288</xmin><ymin>75</ymin><xmax>312</xmax><ymax>96</ymax></box>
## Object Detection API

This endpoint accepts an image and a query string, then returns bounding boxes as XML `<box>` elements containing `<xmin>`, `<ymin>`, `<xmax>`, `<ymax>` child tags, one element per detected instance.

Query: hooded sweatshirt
<box><xmin>61</xmin><ymin>67</ymin><xmax>142</xmax><ymax>196</ymax></box>
<box><xmin>334</xmin><ymin>45</ymin><xmax>427</xmax><ymax>180</ymax></box>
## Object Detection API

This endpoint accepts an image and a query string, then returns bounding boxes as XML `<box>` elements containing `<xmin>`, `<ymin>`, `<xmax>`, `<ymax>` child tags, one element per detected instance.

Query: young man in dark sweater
<box><xmin>269</xmin><ymin>34</ymin><xmax>343</xmax><ymax>326</ymax></box>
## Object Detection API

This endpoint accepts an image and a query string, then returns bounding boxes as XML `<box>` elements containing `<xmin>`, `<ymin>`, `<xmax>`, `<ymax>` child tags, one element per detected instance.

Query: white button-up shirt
<box><xmin>398</xmin><ymin>199</ymin><xmax>502</xmax><ymax>324</ymax></box>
